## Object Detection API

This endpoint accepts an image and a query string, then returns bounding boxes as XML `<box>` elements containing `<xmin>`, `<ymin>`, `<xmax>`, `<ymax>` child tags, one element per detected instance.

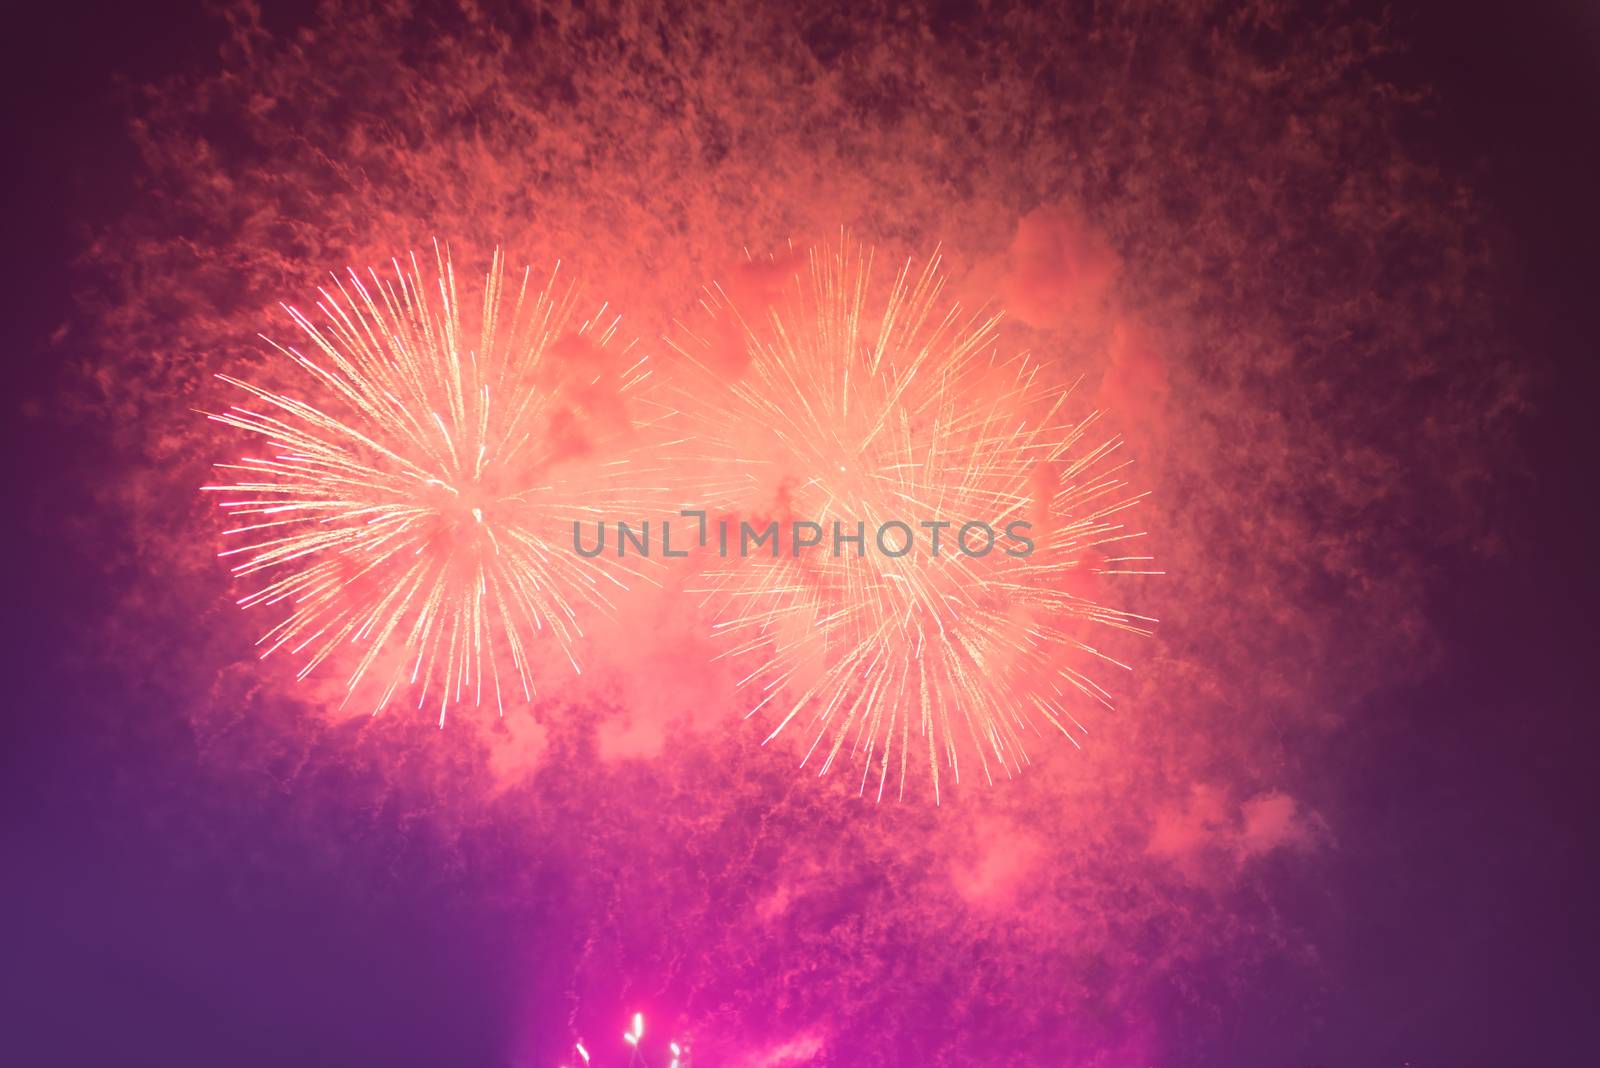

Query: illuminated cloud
<box><xmin>1001</xmin><ymin>204</ymin><xmax>1121</xmax><ymax>331</ymax></box>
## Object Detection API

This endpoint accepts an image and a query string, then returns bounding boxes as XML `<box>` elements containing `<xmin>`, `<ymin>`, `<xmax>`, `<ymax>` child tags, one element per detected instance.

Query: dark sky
<box><xmin>4</xmin><ymin>2</ymin><xmax>1598</xmax><ymax>1065</ymax></box>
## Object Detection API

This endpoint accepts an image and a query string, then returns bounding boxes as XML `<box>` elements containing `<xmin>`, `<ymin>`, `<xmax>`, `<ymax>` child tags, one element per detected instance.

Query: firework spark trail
<box><xmin>205</xmin><ymin>246</ymin><xmax>658</xmax><ymax>722</ymax></box>
<box><xmin>563</xmin><ymin>1012</ymin><xmax>689</xmax><ymax>1068</ymax></box>
<box><xmin>665</xmin><ymin>236</ymin><xmax>1158</xmax><ymax>801</ymax></box>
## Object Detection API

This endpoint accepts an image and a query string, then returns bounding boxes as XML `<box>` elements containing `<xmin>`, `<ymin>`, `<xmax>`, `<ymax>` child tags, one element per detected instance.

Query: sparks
<box><xmin>567</xmin><ymin>1013</ymin><xmax>687</xmax><ymax>1068</ymax></box>
<box><xmin>665</xmin><ymin>235</ymin><xmax>1158</xmax><ymax>801</ymax></box>
<box><xmin>205</xmin><ymin>245</ymin><xmax>654</xmax><ymax>721</ymax></box>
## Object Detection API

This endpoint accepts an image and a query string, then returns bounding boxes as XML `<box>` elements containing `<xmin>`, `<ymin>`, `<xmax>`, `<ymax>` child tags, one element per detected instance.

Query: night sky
<box><xmin>4</xmin><ymin>2</ymin><xmax>1598</xmax><ymax>1065</ymax></box>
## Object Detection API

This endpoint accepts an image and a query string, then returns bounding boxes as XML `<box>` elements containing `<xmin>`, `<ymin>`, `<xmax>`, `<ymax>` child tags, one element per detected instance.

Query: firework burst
<box><xmin>205</xmin><ymin>247</ymin><xmax>655</xmax><ymax>721</ymax></box>
<box><xmin>664</xmin><ymin>237</ymin><xmax>1157</xmax><ymax>801</ymax></box>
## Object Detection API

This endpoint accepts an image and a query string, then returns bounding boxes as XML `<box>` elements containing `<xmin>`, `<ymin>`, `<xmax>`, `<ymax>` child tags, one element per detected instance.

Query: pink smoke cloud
<box><xmin>65</xmin><ymin>1</ymin><xmax>1522</xmax><ymax>1061</ymax></box>
<box><xmin>1001</xmin><ymin>205</ymin><xmax>1121</xmax><ymax>331</ymax></box>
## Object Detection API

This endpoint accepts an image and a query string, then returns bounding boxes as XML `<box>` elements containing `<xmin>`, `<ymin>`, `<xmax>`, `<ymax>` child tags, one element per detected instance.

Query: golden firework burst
<box><xmin>663</xmin><ymin>237</ymin><xmax>1157</xmax><ymax>800</ymax></box>
<box><xmin>206</xmin><ymin>247</ymin><xmax>656</xmax><ymax>721</ymax></box>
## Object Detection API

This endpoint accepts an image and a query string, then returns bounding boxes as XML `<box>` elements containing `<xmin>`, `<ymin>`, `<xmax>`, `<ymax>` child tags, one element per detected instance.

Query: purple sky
<box><xmin>4</xmin><ymin>2</ymin><xmax>1598</xmax><ymax>1065</ymax></box>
